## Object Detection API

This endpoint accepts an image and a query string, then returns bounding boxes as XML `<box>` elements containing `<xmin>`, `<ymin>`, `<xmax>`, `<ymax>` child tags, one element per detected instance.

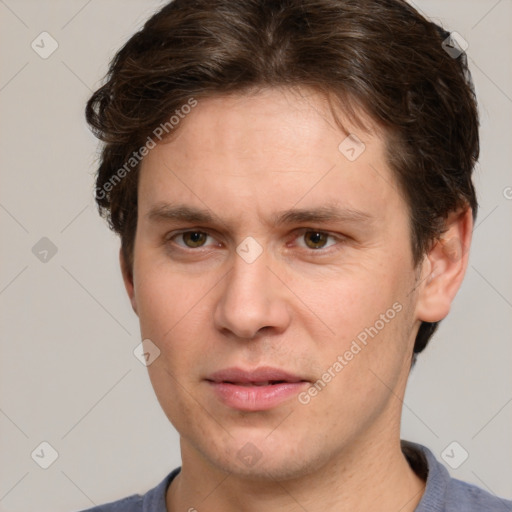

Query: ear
<box><xmin>119</xmin><ymin>248</ymin><xmax>138</xmax><ymax>315</ymax></box>
<box><xmin>415</xmin><ymin>207</ymin><xmax>473</xmax><ymax>323</ymax></box>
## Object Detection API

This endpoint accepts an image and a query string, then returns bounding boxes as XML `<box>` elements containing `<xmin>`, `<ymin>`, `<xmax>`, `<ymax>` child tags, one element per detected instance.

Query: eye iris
<box><xmin>305</xmin><ymin>231</ymin><xmax>327</xmax><ymax>249</ymax></box>
<box><xmin>183</xmin><ymin>231</ymin><xmax>207</xmax><ymax>248</ymax></box>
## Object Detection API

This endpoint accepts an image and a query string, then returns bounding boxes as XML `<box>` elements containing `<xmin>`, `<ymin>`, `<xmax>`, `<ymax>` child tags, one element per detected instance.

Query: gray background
<box><xmin>0</xmin><ymin>0</ymin><xmax>511</xmax><ymax>510</ymax></box>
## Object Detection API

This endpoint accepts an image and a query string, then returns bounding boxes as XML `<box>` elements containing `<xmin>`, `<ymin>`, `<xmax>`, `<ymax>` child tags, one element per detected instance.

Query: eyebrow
<box><xmin>146</xmin><ymin>203</ymin><xmax>373</xmax><ymax>227</ymax></box>
<box><xmin>271</xmin><ymin>205</ymin><xmax>372</xmax><ymax>226</ymax></box>
<box><xmin>147</xmin><ymin>204</ymin><xmax>215</xmax><ymax>224</ymax></box>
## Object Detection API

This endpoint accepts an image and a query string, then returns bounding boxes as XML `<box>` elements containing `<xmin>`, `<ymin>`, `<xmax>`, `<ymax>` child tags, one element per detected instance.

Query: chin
<box><xmin>198</xmin><ymin>434</ymin><xmax>332</xmax><ymax>482</ymax></box>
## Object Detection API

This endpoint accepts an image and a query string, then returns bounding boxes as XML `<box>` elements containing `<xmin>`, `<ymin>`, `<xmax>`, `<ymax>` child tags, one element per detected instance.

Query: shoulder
<box><xmin>444</xmin><ymin>477</ymin><xmax>512</xmax><ymax>511</ymax></box>
<box><xmin>75</xmin><ymin>468</ymin><xmax>181</xmax><ymax>512</ymax></box>
<box><xmin>401</xmin><ymin>441</ymin><xmax>512</xmax><ymax>512</ymax></box>
<box><xmin>78</xmin><ymin>494</ymin><xmax>143</xmax><ymax>512</ymax></box>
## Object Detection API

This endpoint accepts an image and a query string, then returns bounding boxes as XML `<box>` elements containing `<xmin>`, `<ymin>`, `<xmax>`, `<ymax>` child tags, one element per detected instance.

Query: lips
<box><xmin>206</xmin><ymin>366</ymin><xmax>306</xmax><ymax>384</ymax></box>
<box><xmin>231</xmin><ymin>380</ymin><xmax>287</xmax><ymax>386</ymax></box>
<box><xmin>205</xmin><ymin>367</ymin><xmax>310</xmax><ymax>411</ymax></box>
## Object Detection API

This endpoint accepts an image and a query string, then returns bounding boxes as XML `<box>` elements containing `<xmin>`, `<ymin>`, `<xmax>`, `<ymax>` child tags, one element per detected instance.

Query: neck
<box><xmin>166</xmin><ymin>432</ymin><xmax>425</xmax><ymax>512</ymax></box>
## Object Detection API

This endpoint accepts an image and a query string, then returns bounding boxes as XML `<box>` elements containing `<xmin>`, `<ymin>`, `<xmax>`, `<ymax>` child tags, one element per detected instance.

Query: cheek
<box><xmin>133</xmin><ymin>254</ymin><xmax>209</xmax><ymax>338</ymax></box>
<box><xmin>135</xmin><ymin>268</ymin><xmax>211</xmax><ymax>427</ymax></box>
<box><xmin>133</xmin><ymin>260</ymin><xmax>219</xmax><ymax>401</ymax></box>
<box><xmin>294</xmin><ymin>252</ymin><xmax>416</xmax><ymax>386</ymax></box>
<box><xmin>296</xmin><ymin>263</ymin><xmax>405</xmax><ymax>338</ymax></box>
<box><xmin>298</xmin><ymin>297</ymin><xmax>415</xmax><ymax>431</ymax></box>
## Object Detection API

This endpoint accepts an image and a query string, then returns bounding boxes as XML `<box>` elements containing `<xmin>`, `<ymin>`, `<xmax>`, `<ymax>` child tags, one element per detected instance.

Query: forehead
<box><xmin>154</xmin><ymin>88</ymin><xmax>375</xmax><ymax>170</ymax></box>
<box><xmin>138</xmin><ymin>87</ymin><xmax>405</xmax><ymax>227</ymax></box>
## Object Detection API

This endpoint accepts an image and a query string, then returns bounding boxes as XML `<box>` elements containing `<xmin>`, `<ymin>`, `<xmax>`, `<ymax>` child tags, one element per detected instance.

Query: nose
<box><xmin>213</xmin><ymin>251</ymin><xmax>291</xmax><ymax>340</ymax></box>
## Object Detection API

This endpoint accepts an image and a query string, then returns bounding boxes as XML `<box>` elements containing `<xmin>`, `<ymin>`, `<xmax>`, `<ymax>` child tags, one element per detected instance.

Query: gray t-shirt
<box><xmin>79</xmin><ymin>441</ymin><xmax>512</xmax><ymax>511</ymax></box>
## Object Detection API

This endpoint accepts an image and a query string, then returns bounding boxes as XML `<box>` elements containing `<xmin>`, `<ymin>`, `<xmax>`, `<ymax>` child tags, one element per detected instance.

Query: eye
<box><xmin>172</xmin><ymin>231</ymin><xmax>216</xmax><ymax>248</ymax></box>
<box><xmin>297</xmin><ymin>230</ymin><xmax>337</xmax><ymax>250</ymax></box>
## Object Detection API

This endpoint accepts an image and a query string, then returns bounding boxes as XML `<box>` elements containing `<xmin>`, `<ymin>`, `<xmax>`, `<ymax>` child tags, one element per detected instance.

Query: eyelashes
<box><xmin>165</xmin><ymin>228</ymin><xmax>346</xmax><ymax>256</ymax></box>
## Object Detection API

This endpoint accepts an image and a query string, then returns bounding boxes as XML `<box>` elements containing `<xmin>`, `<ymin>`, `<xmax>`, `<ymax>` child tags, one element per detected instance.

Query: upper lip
<box><xmin>206</xmin><ymin>367</ymin><xmax>308</xmax><ymax>385</ymax></box>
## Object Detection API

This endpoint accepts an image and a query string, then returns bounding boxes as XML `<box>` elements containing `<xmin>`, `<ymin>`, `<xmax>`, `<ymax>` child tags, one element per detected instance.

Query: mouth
<box><xmin>205</xmin><ymin>367</ymin><xmax>310</xmax><ymax>411</ymax></box>
<box><xmin>217</xmin><ymin>380</ymin><xmax>297</xmax><ymax>386</ymax></box>
<box><xmin>206</xmin><ymin>366</ymin><xmax>308</xmax><ymax>386</ymax></box>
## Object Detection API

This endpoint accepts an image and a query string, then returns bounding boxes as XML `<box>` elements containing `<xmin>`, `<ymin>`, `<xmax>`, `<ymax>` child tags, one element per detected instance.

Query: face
<box><xmin>125</xmin><ymin>87</ymin><xmax>427</xmax><ymax>480</ymax></box>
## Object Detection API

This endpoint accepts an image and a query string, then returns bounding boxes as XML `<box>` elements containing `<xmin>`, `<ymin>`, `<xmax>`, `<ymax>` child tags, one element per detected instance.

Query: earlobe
<box><xmin>119</xmin><ymin>248</ymin><xmax>138</xmax><ymax>315</ymax></box>
<box><xmin>415</xmin><ymin>208</ymin><xmax>473</xmax><ymax>323</ymax></box>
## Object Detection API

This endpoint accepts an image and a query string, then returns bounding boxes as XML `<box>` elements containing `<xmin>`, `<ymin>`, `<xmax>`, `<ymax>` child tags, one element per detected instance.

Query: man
<box><xmin>82</xmin><ymin>0</ymin><xmax>511</xmax><ymax>510</ymax></box>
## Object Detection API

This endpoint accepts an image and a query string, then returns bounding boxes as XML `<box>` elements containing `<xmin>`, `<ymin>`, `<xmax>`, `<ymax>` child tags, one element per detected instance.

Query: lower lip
<box><xmin>207</xmin><ymin>381</ymin><xmax>308</xmax><ymax>411</ymax></box>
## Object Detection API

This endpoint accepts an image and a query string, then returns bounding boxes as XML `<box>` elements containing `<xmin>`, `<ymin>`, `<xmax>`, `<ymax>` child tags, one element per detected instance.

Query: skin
<box><xmin>121</xmin><ymin>87</ymin><xmax>473</xmax><ymax>512</ymax></box>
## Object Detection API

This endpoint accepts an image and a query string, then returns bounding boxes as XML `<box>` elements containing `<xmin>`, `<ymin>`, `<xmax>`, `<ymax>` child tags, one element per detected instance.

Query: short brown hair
<box><xmin>86</xmin><ymin>0</ymin><xmax>479</xmax><ymax>356</ymax></box>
